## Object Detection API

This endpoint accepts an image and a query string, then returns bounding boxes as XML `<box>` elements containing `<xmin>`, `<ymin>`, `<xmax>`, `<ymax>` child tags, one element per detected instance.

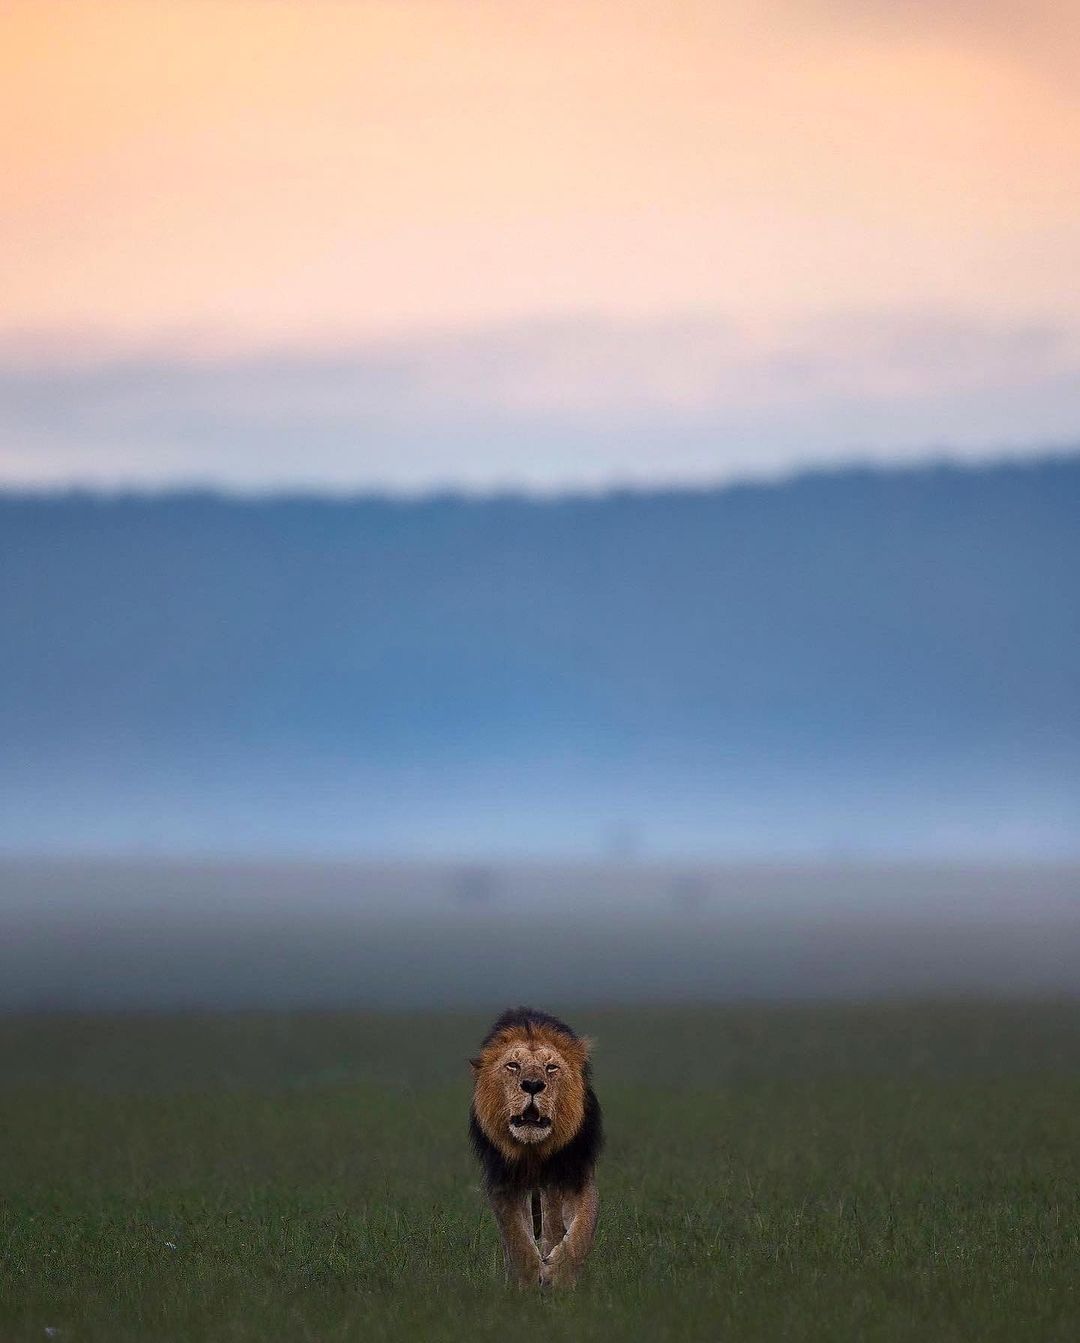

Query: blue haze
<box><xmin>1</xmin><ymin>458</ymin><xmax>1077</xmax><ymax>857</ymax></box>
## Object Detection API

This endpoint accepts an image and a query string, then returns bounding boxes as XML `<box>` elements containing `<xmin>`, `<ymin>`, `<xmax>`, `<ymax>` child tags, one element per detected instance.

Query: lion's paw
<box><xmin>539</xmin><ymin>1248</ymin><xmax>575</xmax><ymax>1290</ymax></box>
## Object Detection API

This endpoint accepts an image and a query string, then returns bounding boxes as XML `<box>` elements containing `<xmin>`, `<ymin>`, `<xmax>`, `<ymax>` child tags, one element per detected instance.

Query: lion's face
<box><xmin>471</xmin><ymin>1024</ymin><xmax>589</xmax><ymax>1160</ymax></box>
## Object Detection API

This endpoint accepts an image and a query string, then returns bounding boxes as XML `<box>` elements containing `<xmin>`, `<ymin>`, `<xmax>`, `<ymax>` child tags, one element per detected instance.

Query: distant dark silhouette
<box><xmin>671</xmin><ymin>874</ymin><xmax>711</xmax><ymax>913</ymax></box>
<box><xmin>449</xmin><ymin>866</ymin><xmax>500</xmax><ymax>907</ymax></box>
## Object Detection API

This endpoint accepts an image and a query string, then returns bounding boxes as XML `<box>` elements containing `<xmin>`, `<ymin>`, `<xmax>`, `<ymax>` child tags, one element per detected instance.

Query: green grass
<box><xmin>2</xmin><ymin>1004</ymin><xmax>1080</xmax><ymax>1341</ymax></box>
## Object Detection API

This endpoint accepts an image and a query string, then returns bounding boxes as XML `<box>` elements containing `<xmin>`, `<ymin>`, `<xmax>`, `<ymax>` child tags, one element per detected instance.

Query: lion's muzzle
<box><xmin>509</xmin><ymin>1099</ymin><xmax>553</xmax><ymax>1141</ymax></box>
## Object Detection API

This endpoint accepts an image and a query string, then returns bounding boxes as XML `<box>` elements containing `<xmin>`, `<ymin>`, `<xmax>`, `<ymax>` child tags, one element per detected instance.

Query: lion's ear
<box><xmin>468</xmin><ymin>1056</ymin><xmax>482</xmax><ymax>1075</ymax></box>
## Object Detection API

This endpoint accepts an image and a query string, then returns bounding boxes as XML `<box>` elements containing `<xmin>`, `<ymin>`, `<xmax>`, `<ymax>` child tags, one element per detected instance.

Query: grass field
<box><xmin>3</xmin><ymin>1003</ymin><xmax>1080</xmax><ymax>1341</ymax></box>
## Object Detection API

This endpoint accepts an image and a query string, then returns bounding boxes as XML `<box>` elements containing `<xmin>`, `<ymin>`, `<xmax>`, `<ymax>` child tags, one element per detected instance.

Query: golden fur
<box><xmin>470</xmin><ymin>1020</ymin><xmax>590</xmax><ymax>1161</ymax></box>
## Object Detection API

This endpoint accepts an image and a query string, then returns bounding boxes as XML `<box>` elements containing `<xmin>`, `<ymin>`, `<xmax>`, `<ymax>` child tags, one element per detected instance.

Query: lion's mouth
<box><xmin>510</xmin><ymin>1102</ymin><xmax>552</xmax><ymax>1130</ymax></box>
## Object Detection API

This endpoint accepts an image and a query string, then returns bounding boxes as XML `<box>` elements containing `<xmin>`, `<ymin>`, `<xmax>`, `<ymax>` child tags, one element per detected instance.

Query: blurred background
<box><xmin>2</xmin><ymin>0</ymin><xmax>1078</xmax><ymax>1011</ymax></box>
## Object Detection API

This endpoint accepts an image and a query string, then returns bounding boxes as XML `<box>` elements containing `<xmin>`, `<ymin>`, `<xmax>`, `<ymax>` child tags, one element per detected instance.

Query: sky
<box><xmin>3</xmin><ymin>0</ymin><xmax>1080</xmax><ymax>491</ymax></box>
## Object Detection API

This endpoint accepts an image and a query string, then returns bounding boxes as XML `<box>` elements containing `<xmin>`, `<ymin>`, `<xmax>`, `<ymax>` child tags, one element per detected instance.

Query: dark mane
<box><xmin>480</xmin><ymin>1005</ymin><xmax>579</xmax><ymax>1048</ymax></box>
<box><xmin>470</xmin><ymin>1087</ymin><xmax>603</xmax><ymax>1195</ymax></box>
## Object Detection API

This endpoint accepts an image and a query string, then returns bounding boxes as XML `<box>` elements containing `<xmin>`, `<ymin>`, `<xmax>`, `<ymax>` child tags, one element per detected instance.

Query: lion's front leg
<box><xmin>488</xmin><ymin>1189</ymin><xmax>544</xmax><ymax>1287</ymax></box>
<box><xmin>539</xmin><ymin>1178</ymin><xmax>599</xmax><ymax>1289</ymax></box>
<box><xmin>538</xmin><ymin>1187</ymin><xmax>566</xmax><ymax>1259</ymax></box>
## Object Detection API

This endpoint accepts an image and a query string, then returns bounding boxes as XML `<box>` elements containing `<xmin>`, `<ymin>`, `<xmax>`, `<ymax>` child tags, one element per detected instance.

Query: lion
<box><xmin>469</xmin><ymin>1006</ymin><xmax>603</xmax><ymax>1288</ymax></box>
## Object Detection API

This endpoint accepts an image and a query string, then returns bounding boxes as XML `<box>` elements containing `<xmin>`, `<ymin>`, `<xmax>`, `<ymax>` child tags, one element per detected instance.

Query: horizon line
<box><xmin>2</xmin><ymin>444</ymin><xmax>1078</xmax><ymax>507</ymax></box>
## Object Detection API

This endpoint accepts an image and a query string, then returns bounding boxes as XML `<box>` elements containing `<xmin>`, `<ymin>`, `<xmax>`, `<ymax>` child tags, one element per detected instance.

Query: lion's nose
<box><xmin>520</xmin><ymin>1077</ymin><xmax>546</xmax><ymax>1095</ymax></box>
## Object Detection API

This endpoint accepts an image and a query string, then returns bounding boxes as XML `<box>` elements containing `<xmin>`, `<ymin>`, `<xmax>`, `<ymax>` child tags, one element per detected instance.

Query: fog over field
<box><xmin>3</xmin><ymin>462</ymin><xmax>1077</xmax><ymax>1015</ymax></box>
<box><xmin>2</xmin><ymin>859</ymin><xmax>1077</xmax><ymax>1012</ymax></box>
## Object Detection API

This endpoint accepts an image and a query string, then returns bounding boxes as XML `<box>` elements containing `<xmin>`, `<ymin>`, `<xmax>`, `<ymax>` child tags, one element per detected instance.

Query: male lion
<box><xmin>469</xmin><ymin>1006</ymin><xmax>603</xmax><ymax>1288</ymax></box>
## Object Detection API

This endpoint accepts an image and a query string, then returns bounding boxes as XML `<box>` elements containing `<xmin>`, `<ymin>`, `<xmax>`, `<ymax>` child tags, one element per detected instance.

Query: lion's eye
<box><xmin>505</xmin><ymin>1061</ymin><xmax>520</xmax><ymax>1072</ymax></box>
<box><xmin>545</xmin><ymin>1064</ymin><xmax>559</xmax><ymax>1075</ymax></box>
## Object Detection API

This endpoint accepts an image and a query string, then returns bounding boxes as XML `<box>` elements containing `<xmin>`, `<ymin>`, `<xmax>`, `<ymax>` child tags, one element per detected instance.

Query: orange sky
<box><xmin>4</xmin><ymin>0</ymin><xmax>1079</xmax><ymax>345</ymax></box>
<box><xmin>3</xmin><ymin>1</ymin><xmax>1080</xmax><ymax>489</ymax></box>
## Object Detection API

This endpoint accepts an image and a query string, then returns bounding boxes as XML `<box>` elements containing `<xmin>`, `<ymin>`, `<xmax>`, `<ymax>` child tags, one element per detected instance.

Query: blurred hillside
<box><xmin>1</xmin><ymin>457</ymin><xmax>1077</xmax><ymax>856</ymax></box>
